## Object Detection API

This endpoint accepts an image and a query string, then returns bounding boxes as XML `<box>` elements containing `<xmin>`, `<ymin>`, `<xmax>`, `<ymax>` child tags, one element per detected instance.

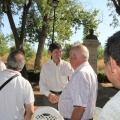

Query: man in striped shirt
<box><xmin>97</xmin><ymin>31</ymin><xmax>120</xmax><ymax>120</ymax></box>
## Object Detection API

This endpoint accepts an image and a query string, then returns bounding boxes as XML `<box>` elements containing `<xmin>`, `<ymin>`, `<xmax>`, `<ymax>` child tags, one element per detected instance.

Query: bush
<box><xmin>97</xmin><ymin>72</ymin><xmax>110</xmax><ymax>83</ymax></box>
<box><xmin>27</xmin><ymin>70</ymin><xmax>110</xmax><ymax>84</ymax></box>
<box><xmin>27</xmin><ymin>70</ymin><xmax>40</xmax><ymax>83</ymax></box>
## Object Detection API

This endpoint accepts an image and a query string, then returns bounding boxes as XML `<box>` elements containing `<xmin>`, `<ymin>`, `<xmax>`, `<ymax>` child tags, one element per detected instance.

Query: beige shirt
<box><xmin>39</xmin><ymin>59</ymin><xmax>74</xmax><ymax>96</ymax></box>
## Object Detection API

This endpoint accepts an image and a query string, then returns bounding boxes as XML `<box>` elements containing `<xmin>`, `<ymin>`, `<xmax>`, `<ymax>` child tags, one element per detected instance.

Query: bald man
<box><xmin>58</xmin><ymin>44</ymin><xmax>98</xmax><ymax>120</ymax></box>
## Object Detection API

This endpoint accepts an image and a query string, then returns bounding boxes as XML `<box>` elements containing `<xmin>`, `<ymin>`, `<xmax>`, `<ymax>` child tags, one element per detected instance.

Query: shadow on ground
<box><xmin>31</xmin><ymin>82</ymin><xmax>119</xmax><ymax>109</ymax></box>
<box><xmin>96</xmin><ymin>83</ymin><xmax>118</xmax><ymax>108</ymax></box>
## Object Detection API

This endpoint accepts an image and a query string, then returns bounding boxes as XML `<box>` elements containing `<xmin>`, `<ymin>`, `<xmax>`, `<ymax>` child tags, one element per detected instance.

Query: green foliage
<box><xmin>62</xmin><ymin>41</ymin><xmax>81</xmax><ymax>60</ymax></box>
<box><xmin>25</xmin><ymin>0</ymin><xmax>99</xmax><ymax>44</ymax></box>
<box><xmin>82</xmin><ymin>10</ymin><xmax>99</xmax><ymax>38</ymax></box>
<box><xmin>62</xmin><ymin>44</ymin><xmax>73</xmax><ymax>60</ymax></box>
<box><xmin>24</xmin><ymin>42</ymin><xmax>36</xmax><ymax>60</ymax></box>
<box><xmin>10</xmin><ymin>46</ymin><xmax>16</xmax><ymax>52</ymax></box>
<box><xmin>6</xmin><ymin>34</ymin><xmax>16</xmax><ymax>47</ymax></box>
<box><xmin>42</xmin><ymin>47</ymin><xmax>50</xmax><ymax>58</ymax></box>
<box><xmin>107</xmin><ymin>0</ymin><xmax>120</xmax><ymax>28</ymax></box>
<box><xmin>0</xmin><ymin>0</ymin><xmax>100</xmax><ymax>70</ymax></box>
<box><xmin>0</xmin><ymin>33</ymin><xmax>9</xmax><ymax>56</ymax></box>
<box><xmin>97</xmin><ymin>45</ymin><xmax>104</xmax><ymax>60</ymax></box>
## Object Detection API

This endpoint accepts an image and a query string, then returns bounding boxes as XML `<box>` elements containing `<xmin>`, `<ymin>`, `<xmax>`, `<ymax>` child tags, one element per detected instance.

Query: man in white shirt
<box><xmin>0</xmin><ymin>51</ymin><xmax>34</xmax><ymax>120</ymax></box>
<box><xmin>39</xmin><ymin>43</ymin><xmax>74</xmax><ymax>109</ymax></box>
<box><xmin>0</xmin><ymin>58</ymin><xmax>6</xmax><ymax>72</ymax></box>
<box><xmin>58</xmin><ymin>44</ymin><xmax>98</xmax><ymax>120</ymax></box>
<box><xmin>97</xmin><ymin>31</ymin><xmax>120</xmax><ymax>120</ymax></box>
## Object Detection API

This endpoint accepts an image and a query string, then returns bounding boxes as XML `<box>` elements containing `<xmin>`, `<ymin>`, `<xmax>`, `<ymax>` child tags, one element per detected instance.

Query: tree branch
<box><xmin>112</xmin><ymin>0</ymin><xmax>120</xmax><ymax>15</ymax></box>
<box><xmin>20</xmin><ymin>0</ymin><xmax>32</xmax><ymax>42</ymax></box>
<box><xmin>5</xmin><ymin>1</ymin><xmax>20</xmax><ymax>49</ymax></box>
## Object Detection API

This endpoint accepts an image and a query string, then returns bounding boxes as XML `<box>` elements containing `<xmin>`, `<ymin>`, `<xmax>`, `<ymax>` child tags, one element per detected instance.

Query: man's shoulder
<box><xmin>60</xmin><ymin>59</ymin><xmax>70</xmax><ymax>64</ymax></box>
<box><xmin>43</xmin><ymin>59</ymin><xmax>51</xmax><ymax>65</ymax></box>
<box><xmin>18</xmin><ymin>76</ymin><xmax>32</xmax><ymax>88</ymax></box>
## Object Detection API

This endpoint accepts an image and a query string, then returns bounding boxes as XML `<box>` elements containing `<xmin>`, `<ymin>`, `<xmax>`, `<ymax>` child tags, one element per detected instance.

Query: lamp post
<box><xmin>51</xmin><ymin>0</ymin><xmax>59</xmax><ymax>43</ymax></box>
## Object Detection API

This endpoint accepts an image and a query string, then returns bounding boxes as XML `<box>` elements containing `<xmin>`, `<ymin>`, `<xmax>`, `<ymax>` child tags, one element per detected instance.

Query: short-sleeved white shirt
<box><xmin>58</xmin><ymin>62</ymin><xmax>98</xmax><ymax>119</ymax></box>
<box><xmin>97</xmin><ymin>91</ymin><xmax>120</xmax><ymax>120</ymax></box>
<box><xmin>0</xmin><ymin>69</ymin><xmax>34</xmax><ymax>120</ymax></box>
<box><xmin>0</xmin><ymin>59</ymin><xmax>6</xmax><ymax>72</ymax></box>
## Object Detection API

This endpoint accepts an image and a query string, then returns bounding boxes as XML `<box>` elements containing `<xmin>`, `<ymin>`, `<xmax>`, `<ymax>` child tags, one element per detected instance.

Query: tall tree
<box><xmin>0</xmin><ymin>0</ymin><xmax>99</xmax><ymax>70</ymax></box>
<box><xmin>0</xmin><ymin>0</ymin><xmax>32</xmax><ymax>78</ymax></box>
<box><xmin>25</xmin><ymin>0</ymin><xmax>99</xmax><ymax>69</ymax></box>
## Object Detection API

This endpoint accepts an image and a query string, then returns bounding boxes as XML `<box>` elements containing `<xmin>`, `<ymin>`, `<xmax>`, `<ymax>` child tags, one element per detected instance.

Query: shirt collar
<box><xmin>73</xmin><ymin>61</ymin><xmax>89</xmax><ymax>75</ymax></box>
<box><xmin>4</xmin><ymin>69</ymin><xmax>22</xmax><ymax>76</ymax></box>
<box><xmin>50</xmin><ymin>59</ymin><xmax>62</xmax><ymax>65</ymax></box>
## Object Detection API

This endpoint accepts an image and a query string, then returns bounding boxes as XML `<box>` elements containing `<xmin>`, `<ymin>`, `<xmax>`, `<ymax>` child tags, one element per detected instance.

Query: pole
<box><xmin>52</xmin><ymin>7</ymin><xmax>56</xmax><ymax>44</ymax></box>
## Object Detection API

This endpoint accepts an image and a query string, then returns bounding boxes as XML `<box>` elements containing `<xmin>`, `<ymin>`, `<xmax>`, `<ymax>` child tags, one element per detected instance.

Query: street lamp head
<box><xmin>51</xmin><ymin>0</ymin><xmax>59</xmax><ymax>8</ymax></box>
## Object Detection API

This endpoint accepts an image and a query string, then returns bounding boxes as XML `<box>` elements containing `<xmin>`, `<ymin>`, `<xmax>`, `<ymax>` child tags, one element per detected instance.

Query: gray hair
<box><xmin>7</xmin><ymin>50</ymin><xmax>26</xmax><ymax>71</ymax></box>
<box><xmin>71</xmin><ymin>44</ymin><xmax>89</xmax><ymax>60</ymax></box>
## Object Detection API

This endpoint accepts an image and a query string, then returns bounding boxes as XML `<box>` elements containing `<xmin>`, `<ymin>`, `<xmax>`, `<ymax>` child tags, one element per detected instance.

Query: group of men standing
<box><xmin>1</xmin><ymin>30</ymin><xmax>120</xmax><ymax>120</ymax></box>
<box><xmin>40</xmin><ymin>43</ymin><xmax>97</xmax><ymax>120</ymax></box>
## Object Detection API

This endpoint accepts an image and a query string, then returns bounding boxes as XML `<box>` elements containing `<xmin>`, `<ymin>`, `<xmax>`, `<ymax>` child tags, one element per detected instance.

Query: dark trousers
<box><xmin>64</xmin><ymin>118</ymin><xmax>93</xmax><ymax>120</ymax></box>
<box><xmin>43</xmin><ymin>95</ymin><xmax>58</xmax><ymax>110</ymax></box>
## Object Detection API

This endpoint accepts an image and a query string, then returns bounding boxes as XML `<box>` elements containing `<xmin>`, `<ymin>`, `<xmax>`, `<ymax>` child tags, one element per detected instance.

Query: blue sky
<box><xmin>1</xmin><ymin>0</ymin><xmax>120</xmax><ymax>47</ymax></box>
<box><xmin>70</xmin><ymin>0</ymin><xmax>120</xmax><ymax>46</ymax></box>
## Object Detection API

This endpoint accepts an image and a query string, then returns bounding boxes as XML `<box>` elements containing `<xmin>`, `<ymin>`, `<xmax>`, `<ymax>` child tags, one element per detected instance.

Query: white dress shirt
<box><xmin>97</xmin><ymin>91</ymin><xmax>120</xmax><ymax>120</ymax></box>
<box><xmin>0</xmin><ymin>59</ymin><xmax>6</xmax><ymax>72</ymax></box>
<box><xmin>39</xmin><ymin>59</ymin><xmax>74</xmax><ymax>96</ymax></box>
<box><xmin>58</xmin><ymin>62</ymin><xmax>98</xmax><ymax>119</ymax></box>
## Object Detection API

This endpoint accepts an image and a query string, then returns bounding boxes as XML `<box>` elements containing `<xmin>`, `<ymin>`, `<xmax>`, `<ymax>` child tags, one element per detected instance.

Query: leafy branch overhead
<box><xmin>0</xmin><ymin>0</ymin><xmax>99</xmax><ymax>70</ymax></box>
<box><xmin>107</xmin><ymin>0</ymin><xmax>120</xmax><ymax>28</ymax></box>
<box><xmin>25</xmin><ymin>0</ymin><xmax>99</xmax><ymax>44</ymax></box>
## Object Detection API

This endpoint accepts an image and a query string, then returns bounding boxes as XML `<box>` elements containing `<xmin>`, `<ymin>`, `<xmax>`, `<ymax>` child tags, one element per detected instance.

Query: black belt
<box><xmin>64</xmin><ymin>118</ymin><xmax>93</xmax><ymax>120</ymax></box>
<box><xmin>64</xmin><ymin>118</ymin><xmax>70</xmax><ymax>120</ymax></box>
<box><xmin>50</xmin><ymin>90</ymin><xmax>62</xmax><ymax>95</ymax></box>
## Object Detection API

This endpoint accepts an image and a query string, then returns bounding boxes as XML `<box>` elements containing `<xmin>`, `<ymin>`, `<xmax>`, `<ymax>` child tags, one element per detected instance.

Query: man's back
<box><xmin>0</xmin><ymin>69</ymin><xmax>34</xmax><ymax>120</ymax></box>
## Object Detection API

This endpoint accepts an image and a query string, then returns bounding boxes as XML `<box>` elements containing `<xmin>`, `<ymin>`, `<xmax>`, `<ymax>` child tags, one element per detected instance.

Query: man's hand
<box><xmin>48</xmin><ymin>93</ymin><xmax>59</xmax><ymax>104</ymax></box>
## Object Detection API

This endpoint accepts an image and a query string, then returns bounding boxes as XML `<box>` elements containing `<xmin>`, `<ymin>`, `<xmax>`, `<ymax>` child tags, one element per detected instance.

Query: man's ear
<box><xmin>110</xmin><ymin>56</ymin><xmax>117</xmax><ymax>73</ymax></box>
<box><xmin>73</xmin><ymin>54</ymin><xmax>77</xmax><ymax>60</ymax></box>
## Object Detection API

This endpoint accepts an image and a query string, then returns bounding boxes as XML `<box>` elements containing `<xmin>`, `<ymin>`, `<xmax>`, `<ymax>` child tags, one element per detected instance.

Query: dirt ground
<box><xmin>31</xmin><ymin>82</ymin><xmax>119</xmax><ymax>109</ymax></box>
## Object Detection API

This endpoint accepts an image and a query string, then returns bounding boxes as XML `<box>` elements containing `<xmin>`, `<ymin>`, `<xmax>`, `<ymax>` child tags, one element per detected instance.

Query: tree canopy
<box><xmin>0</xmin><ymin>32</ymin><xmax>9</xmax><ymax>56</ymax></box>
<box><xmin>0</xmin><ymin>0</ymin><xmax>100</xmax><ymax>70</ymax></box>
<box><xmin>107</xmin><ymin>0</ymin><xmax>120</xmax><ymax>28</ymax></box>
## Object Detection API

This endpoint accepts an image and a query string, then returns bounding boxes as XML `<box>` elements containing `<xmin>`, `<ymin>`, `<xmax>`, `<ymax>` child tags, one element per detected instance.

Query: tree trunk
<box><xmin>34</xmin><ymin>38</ymin><xmax>46</xmax><ymax>70</ymax></box>
<box><xmin>3</xmin><ymin>0</ymin><xmax>32</xmax><ymax>79</ymax></box>
<box><xmin>112</xmin><ymin>0</ymin><xmax>120</xmax><ymax>15</ymax></box>
<box><xmin>34</xmin><ymin>27</ymin><xmax>47</xmax><ymax>70</ymax></box>
<box><xmin>34</xmin><ymin>15</ymin><xmax>48</xmax><ymax>70</ymax></box>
